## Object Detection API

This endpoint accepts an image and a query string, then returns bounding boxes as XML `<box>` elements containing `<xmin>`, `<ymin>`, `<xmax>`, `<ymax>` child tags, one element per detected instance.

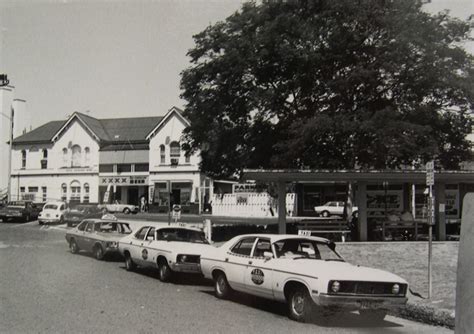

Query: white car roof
<box><xmin>44</xmin><ymin>201</ymin><xmax>65</xmax><ymax>205</ymax></box>
<box><xmin>230</xmin><ymin>234</ymin><xmax>331</xmax><ymax>244</ymax></box>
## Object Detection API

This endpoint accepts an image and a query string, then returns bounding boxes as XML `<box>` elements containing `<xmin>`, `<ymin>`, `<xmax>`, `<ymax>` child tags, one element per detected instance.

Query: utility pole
<box><xmin>7</xmin><ymin>106</ymin><xmax>13</xmax><ymax>202</ymax></box>
<box><xmin>426</xmin><ymin>160</ymin><xmax>435</xmax><ymax>299</ymax></box>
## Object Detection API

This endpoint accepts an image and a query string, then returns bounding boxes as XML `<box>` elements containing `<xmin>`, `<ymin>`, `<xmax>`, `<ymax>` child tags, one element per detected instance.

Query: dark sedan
<box><xmin>64</xmin><ymin>204</ymin><xmax>104</xmax><ymax>227</ymax></box>
<box><xmin>0</xmin><ymin>201</ymin><xmax>41</xmax><ymax>222</ymax></box>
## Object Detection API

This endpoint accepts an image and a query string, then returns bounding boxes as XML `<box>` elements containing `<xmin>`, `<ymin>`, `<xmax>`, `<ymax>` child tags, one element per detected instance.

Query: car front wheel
<box><xmin>94</xmin><ymin>245</ymin><xmax>104</xmax><ymax>260</ymax></box>
<box><xmin>215</xmin><ymin>272</ymin><xmax>232</xmax><ymax>299</ymax></box>
<box><xmin>158</xmin><ymin>259</ymin><xmax>172</xmax><ymax>282</ymax></box>
<box><xmin>288</xmin><ymin>287</ymin><xmax>314</xmax><ymax>322</ymax></box>
<box><xmin>125</xmin><ymin>254</ymin><xmax>136</xmax><ymax>271</ymax></box>
<box><xmin>321</xmin><ymin>210</ymin><xmax>330</xmax><ymax>218</ymax></box>
<box><xmin>69</xmin><ymin>239</ymin><xmax>79</xmax><ymax>254</ymax></box>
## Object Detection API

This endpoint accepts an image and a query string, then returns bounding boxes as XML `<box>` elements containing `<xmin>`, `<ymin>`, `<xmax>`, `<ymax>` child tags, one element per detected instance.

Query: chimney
<box><xmin>12</xmin><ymin>99</ymin><xmax>28</xmax><ymax>138</ymax></box>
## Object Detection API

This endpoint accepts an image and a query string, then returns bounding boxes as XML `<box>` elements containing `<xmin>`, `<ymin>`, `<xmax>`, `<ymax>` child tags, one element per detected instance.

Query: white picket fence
<box><xmin>211</xmin><ymin>193</ymin><xmax>296</xmax><ymax>217</ymax></box>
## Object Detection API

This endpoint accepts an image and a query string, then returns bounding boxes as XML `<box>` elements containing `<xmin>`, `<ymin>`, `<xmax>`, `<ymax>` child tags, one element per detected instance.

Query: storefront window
<box><xmin>154</xmin><ymin>183</ymin><xmax>169</xmax><ymax>206</ymax></box>
<box><xmin>99</xmin><ymin>164</ymin><xmax>114</xmax><ymax>173</ymax></box>
<box><xmin>117</xmin><ymin>164</ymin><xmax>132</xmax><ymax>173</ymax></box>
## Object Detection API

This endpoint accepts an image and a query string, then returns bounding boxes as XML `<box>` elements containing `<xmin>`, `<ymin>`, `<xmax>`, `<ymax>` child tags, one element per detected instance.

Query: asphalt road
<box><xmin>0</xmin><ymin>221</ymin><xmax>453</xmax><ymax>334</ymax></box>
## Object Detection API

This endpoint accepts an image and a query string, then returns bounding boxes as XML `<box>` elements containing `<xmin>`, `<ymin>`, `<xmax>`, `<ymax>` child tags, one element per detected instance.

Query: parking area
<box><xmin>0</xmin><ymin>220</ymin><xmax>453</xmax><ymax>333</ymax></box>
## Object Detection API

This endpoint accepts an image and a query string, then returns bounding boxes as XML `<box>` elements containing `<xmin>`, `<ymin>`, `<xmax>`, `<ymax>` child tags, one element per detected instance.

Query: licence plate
<box><xmin>359</xmin><ymin>301</ymin><xmax>381</xmax><ymax>309</ymax></box>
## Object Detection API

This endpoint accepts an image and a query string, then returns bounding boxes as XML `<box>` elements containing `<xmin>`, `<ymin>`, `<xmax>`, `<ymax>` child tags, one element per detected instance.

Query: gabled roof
<box><xmin>11</xmin><ymin>120</ymin><xmax>65</xmax><ymax>144</ymax></box>
<box><xmin>146</xmin><ymin>106</ymin><xmax>189</xmax><ymax>140</ymax></box>
<box><xmin>12</xmin><ymin>112</ymin><xmax>165</xmax><ymax>146</ymax></box>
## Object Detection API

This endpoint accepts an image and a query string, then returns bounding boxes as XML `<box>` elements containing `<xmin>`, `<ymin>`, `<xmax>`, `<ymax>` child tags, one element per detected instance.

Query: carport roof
<box><xmin>242</xmin><ymin>169</ymin><xmax>474</xmax><ymax>183</ymax></box>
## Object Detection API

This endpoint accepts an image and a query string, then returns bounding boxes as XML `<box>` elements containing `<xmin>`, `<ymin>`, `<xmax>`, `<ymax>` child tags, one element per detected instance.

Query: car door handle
<box><xmin>248</xmin><ymin>261</ymin><xmax>253</xmax><ymax>265</ymax></box>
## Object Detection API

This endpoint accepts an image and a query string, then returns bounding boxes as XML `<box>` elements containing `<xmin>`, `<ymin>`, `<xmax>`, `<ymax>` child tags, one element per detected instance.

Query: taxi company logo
<box><xmin>142</xmin><ymin>249</ymin><xmax>148</xmax><ymax>260</ymax></box>
<box><xmin>251</xmin><ymin>268</ymin><xmax>264</xmax><ymax>285</ymax></box>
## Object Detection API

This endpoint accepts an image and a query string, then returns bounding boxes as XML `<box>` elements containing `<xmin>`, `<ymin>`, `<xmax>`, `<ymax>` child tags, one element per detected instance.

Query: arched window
<box><xmin>84</xmin><ymin>147</ymin><xmax>90</xmax><ymax>165</ymax></box>
<box><xmin>21</xmin><ymin>150</ymin><xmax>27</xmax><ymax>168</ymax></box>
<box><xmin>71</xmin><ymin>145</ymin><xmax>81</xmax><ymax>167</ymax></box>
<box><xmin>160</xmin><ymin>144</ymin><xmax>166</xmax><ymax>164</ymax></box>
<box><xmin>62</xmin><ymin>148</ymin><xmax>68</xmax><ymax>166</ymax></box>
<box><xmin>70</xmin><ymin>180</ymin><xmax>81</xmax><ymax>203</ymax></box>
<box><xmin>169</xmin><ymin>141</ymin><xmax>180</xmax><ymax>157</ymax></box>
<box><xmin>83</xmin><ymin>183</ymin><xmax>90</xmax><ymax>203</ymax></box>
<box><xmin>61</xmin><ymin>183</ymin><xmax>67</xmax><ymax>201</ymax></box>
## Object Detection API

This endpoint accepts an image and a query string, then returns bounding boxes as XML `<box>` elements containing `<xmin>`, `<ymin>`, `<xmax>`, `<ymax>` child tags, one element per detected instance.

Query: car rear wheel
<box><xmin>359</xmin><ymin>309</ymin><xmax>387</xmax><ymax>322</ymax></box>
<box><xmin>157</xmin><ymin>259</ymin><xmax>172</xmax><ymax>282</ymax></box>
<box><xmin>69</xmin><ymin>239</ymin><xmax>79</xmax><ymax>254</ymax></box>
<box><xmin>123</xmin><ymin>208</ymin><xmax>131</xmax><ymax>214</ymax></box>
<box><xmin>288</xmin><ymin>287</ymin><xmax>314</xmax><ymax>322</ymax></box>
<box><xmin>94</xmin><ymin>245</ymin><xmax>104</xmax><ymax>260</ymax></box>
<box><xmin>125</xmin><ymin>254</ymin><xmax>136</xmax><ymax>271</ymax></box>
<box><xmin>321</xmin><ymin>210</ymin><xmax>330</xmax><ymax>218</ymax></box>
<box><xmin>215</xmin><ymin>272</ymin><xmax>232</xmax><ymax>299</ymax></box>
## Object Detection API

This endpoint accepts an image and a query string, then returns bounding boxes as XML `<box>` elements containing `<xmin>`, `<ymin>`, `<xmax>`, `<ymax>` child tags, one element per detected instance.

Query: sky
<box><xmin>0</xmin><ymin>0</ymin><xmax>472</xmax><ymax>128</ymax></box>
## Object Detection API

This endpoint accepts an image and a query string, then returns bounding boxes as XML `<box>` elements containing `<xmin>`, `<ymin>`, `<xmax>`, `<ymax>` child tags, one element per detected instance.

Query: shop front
<box><xmin>149</xmin><ymin>180</ymin><xmax>199</xmax><ymax>214</ymax></box>
<box><xmin>99</xmin><ymin>175</ymin><xmax>149</xmax><ymax>207</ymax></box>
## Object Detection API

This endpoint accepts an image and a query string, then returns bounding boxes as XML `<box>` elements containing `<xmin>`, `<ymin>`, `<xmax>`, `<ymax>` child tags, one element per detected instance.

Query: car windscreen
<box><xmin>156</xmin><ymin>228</ymin><xmax>209</xmax><ymax>244</ymax></box>
<box><xmin>44</xmin><ymin>204</ymin><xmax>58</xmax><ymax>210</ymax></box>
<box><xmin>273</xmin><ymin>239</ymin><xmax>343</xmax><ymax>261</ymax></box>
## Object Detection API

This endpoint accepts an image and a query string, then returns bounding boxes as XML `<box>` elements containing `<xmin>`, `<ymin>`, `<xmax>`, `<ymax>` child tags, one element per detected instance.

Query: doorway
<box><xmin>171</xmin><ymin>189</ymin><xmax>181</xmax><ymax>206</ymax></box>
<box><xmin>128</xmin><ymin>187</ymin><xmax>139</xmax><ymax>206</ymax></box>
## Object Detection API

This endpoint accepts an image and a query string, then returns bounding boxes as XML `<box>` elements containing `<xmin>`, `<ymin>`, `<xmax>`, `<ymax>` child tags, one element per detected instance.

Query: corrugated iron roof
<box><xmin>12</xmin><ymin>114</ymin><xmax>164</xmax><ymax>145</ymax></box>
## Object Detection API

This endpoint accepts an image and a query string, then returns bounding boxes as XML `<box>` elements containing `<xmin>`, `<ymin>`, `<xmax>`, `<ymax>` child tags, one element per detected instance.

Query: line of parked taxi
<box><xmin>64</xmin><ymin>216</ymin><xmax>409</xmax><ymax>323</ymax></box>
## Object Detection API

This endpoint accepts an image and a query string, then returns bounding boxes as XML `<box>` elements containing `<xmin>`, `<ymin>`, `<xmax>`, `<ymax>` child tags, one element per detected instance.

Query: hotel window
<box><xmin>99</xmin><ymin>164</ymin><xmax>114</xmax><ymax>173</ymax></box>
<box><xmin>83</xmin><ymin>183</ymin><xmax>90</xmax><ymax>203</ymax></box>
<box><xmin>70</xmin><ymin>181</ymin><xmax>81</xmax><ymax>203</ymax></box>
<box><xmin>62</xmin><ymin>148</ymin><xmax>68</xmax><ymax>166</ymax></box>
<box><xmin>160</xmin><ymin>145</ymin><xmax>165</xmax><ymax>164</ymax></box>
<box><xmin>42</xmin><ymin>187</ymin><xmax>47</xmax><ymax>202</ymax></box>
<box><xmin>61</xmin><ymin>183</ymin><xmax>67</xmax><ymax>201</ymax></box>
<box><xmin>134</xmin><ymin>163</ymin><xmax>149</xmax><ymax>172</ymax></box>
<box><xmin>71</xmin><ymin>145</ymin><xmax>81</xmax><ymax>167</ymax></box>
<box><xmin>117</xmin><ymin>164</ymin><xmax>131</xmax><ymax>173</ymax></box>
<box><xmin>169</xmin><ymin>142</ymin><xmax>180</xmax><ymax>157</ymax></box>
<box><xmin>21</xmin><ymin>150</ymin><xmax>26</xmax><ymax>168</ymax></box>
<box><xmin>41</xmin><ymin>149</ymin><xmax>48</xmax><ymax>169</ymax></box>
<box><xmin>28</xmin><ymin>187</ymin><xmax>38</xmax><ymax>193</ymax></box>
<box><xmin>84</xmin><ymin>147</ymin><xmax>90</xmax><ymax>165</ymax></box>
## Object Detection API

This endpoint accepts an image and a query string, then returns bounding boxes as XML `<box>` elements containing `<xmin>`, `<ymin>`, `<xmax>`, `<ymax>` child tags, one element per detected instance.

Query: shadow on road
<box><xmin>199</xmin><ymin>290</ymin><xmax>403</xmax><ymax>329</ymax></box>
<box><xmin>118</xmin><ymin>266</ymin><xmax>213</xmax><ymax>286</ymax></box>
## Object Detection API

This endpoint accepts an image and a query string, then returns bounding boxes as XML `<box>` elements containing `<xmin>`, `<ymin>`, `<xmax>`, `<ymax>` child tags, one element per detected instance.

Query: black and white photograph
<box><xmin>0</xmin><ymin>0</ymin><xmax>473</xmax><ymax>333</ymax></box>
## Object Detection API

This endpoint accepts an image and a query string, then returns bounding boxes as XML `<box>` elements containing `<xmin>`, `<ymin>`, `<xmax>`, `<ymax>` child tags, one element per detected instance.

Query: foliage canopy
<box><xmin>180</xmin><ymin>0</ymin><xmax>474</xmax><ymax>178</ymax></box>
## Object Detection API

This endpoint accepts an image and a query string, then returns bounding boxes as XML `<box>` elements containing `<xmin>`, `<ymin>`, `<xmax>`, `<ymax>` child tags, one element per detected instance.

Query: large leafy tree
<box><xmin>180</xmin><ymin>0</ymin><xmax>474</xmax><ymax>178</ymax></box>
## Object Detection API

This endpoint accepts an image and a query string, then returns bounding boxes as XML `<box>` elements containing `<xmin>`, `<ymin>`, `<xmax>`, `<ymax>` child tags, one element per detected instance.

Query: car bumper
<box><xmin>170</xmin><ymin>263</ymin><xmax>202</xmax><ymax>273</ymax></box>
<box><xmin>39</xmin><ymin>218</ymin><xmax>61</xmax><ymax>223</ymax></box>
<box><xmin>316</xmin><ymin>294</ymin><xmax>408</xmax><ymax>310</ymax></box>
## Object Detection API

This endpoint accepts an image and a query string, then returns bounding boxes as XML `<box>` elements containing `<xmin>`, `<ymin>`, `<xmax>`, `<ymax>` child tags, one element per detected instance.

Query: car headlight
<box><xmin>331</xmin><ymin>281</ymin><xmax>340</xmax><ymax>293</ymax></box>
<box><xmin>178</xmin><ymin>255</ymin><xmax>188</xmax><ymax>263</ymax></box>
<box><xmin>392</xmin><ymin>284</ymin><xmax>400</xmax><ymax>295</ymax></box>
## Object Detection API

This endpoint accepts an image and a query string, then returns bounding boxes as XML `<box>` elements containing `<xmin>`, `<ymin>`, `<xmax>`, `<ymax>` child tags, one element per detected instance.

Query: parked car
<box><xmin>314</xmin><ymin>201</ymin><xmax>358</xmax><ymax>218</ymax></box>
<box><xmin>118</xmin><ymin>225</ymin><xmax>213</xmax><ymax>282</ymax></box>
<box><xmin>64</xmin><ymin>204</ymin><xmax>104</xmax><ymax>227</ymax></box>
<box><xmin>38</xmin><ymin>201</ymin><xmax>67</xmax><ymax>225</ymax></box>
<box><xmin>100</xmin><ymin>200</ymin><xmax>138</xmax><ymax>214</ymax></box>
<box><xmin>0</xmin><ymin>201</ymin><xmax>41</xmax><ymax>222</ymax></box>
<box><xmin>65</xmin><ymin>218</ymin><xmax>132</xmax><ymax>260</ymax></box>
<box><xmin>200</xmin><ymin>234</ymin><xmax>408</xmax><ymax>323</ymax></box>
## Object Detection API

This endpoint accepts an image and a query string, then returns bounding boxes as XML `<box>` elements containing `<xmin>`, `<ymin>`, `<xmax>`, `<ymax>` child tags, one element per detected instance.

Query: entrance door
<box><xmin>128</xmin><ymin>187</ymin><xmax>139</xmax><ymax>206</ymax></box>
<box><xmin>171</xmin><ymin>189</ymin><xmax>181</xmax><ymax>206</ymax></box>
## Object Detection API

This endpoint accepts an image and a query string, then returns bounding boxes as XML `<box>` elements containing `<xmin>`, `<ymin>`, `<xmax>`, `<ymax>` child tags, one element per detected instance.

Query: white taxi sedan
<box><xmin>118</xmin><ymin>225</ymin><xmax>213</xmax><ymax>282</ymax></box>
<box><xmin>200</xmin><ymin>234</ymin><xmax>408</xmax><ymax>323</ymax></box>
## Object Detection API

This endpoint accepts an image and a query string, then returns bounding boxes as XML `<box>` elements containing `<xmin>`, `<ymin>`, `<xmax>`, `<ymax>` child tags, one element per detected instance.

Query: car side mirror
<box><xmin>146</xmin><ymin>235</ymin><xmax>154</xmax><ymax>241</ymax></box>
<box><xmin>263</xmin><ymin>251</ymin><xmax>273</xmax><ymax>261</ymax></box>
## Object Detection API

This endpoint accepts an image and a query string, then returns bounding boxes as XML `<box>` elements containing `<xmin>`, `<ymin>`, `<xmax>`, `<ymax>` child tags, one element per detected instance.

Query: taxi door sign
<box><xmin>142</xmin><ymin>249</ymin><xmax>148</xmax><ymax>260</ymax></box>
<box><xmin>251</xmin><ymin>268</ymin><xmax>264</xmax><ymax>285</ymax></box>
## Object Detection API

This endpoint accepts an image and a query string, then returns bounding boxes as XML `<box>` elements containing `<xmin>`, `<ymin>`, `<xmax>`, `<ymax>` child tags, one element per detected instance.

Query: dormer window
<box><xmin>160</xmin><ymin>145</ymin><xmax>166</xmax><ymax>164</ymax></box>
<box><xmin>62</xmin><ymin>148</ymin><xmax>68</xmax><ymax>166</ymax></box>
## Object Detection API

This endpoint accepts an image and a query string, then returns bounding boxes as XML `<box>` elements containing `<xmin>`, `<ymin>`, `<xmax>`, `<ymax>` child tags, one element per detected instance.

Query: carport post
<box><xmin>277</xmin><ymin>180</ymin><xmax>286</xmax><ymax>234</ymax></box>
<box><xmin>357</xmin><ymin>181</ymin><xmax>368</xmax><ymax>241</ymax></box>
